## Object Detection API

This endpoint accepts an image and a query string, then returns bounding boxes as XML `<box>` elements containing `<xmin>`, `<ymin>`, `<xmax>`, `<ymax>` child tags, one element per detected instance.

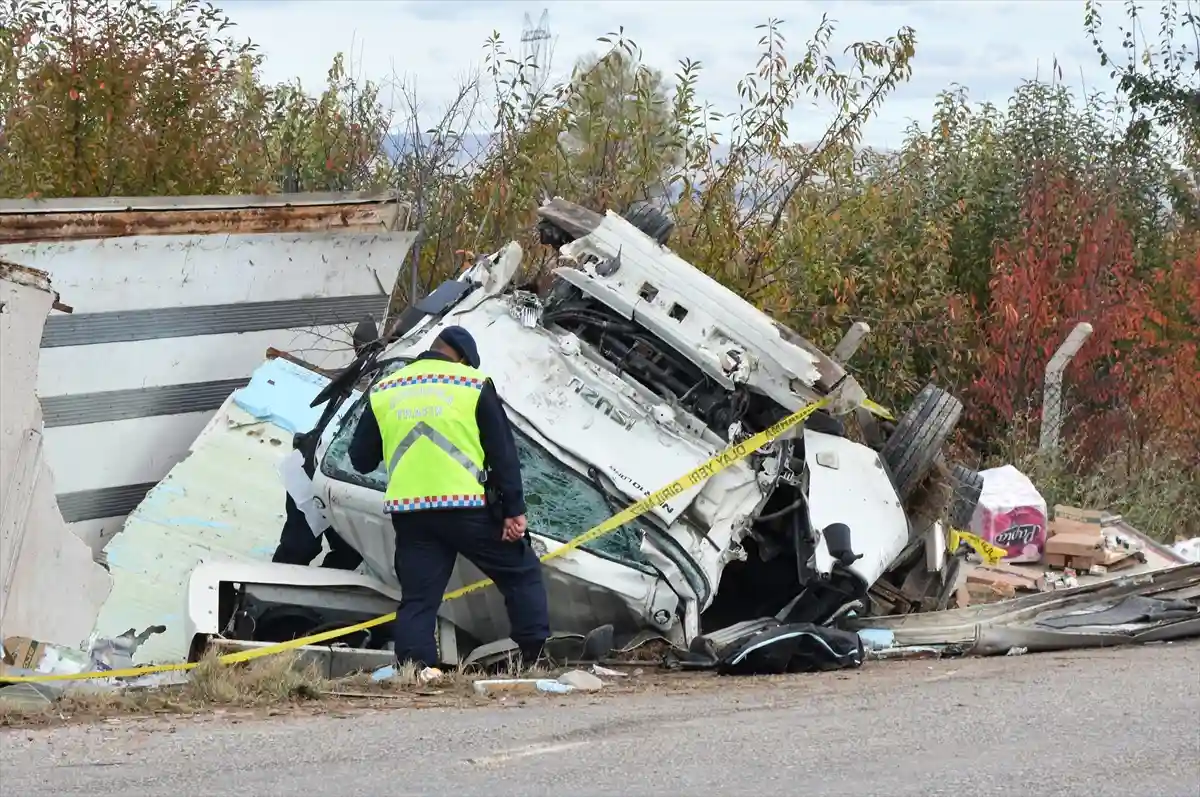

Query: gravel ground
<box><xmin>2</xmin><ymin>641</ymin><xmax>1198</xmax><ymax>796</ymax></box>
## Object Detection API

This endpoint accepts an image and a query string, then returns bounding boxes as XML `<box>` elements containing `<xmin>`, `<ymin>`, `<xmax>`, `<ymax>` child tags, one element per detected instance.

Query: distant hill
<box><xmin>380</xmin><ymin>130</ymin><xmax>894</xmax><ymax>210</ymax></box>
<box><xmin>382</xmin><ymin>132</ymin><xmax>494</xmax><ymax>161</ymax></box>
<box><xmin>382</xmin><ymin>130</ymin><xmax>891</xmax><ymax>165</ymax></box>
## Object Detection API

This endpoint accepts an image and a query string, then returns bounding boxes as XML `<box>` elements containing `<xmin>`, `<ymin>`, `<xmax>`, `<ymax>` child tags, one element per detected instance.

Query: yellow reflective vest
<box><xmin>369</xmin><ymin>358</ymin><xmax>488</xmax><ymax>512</ymax></box>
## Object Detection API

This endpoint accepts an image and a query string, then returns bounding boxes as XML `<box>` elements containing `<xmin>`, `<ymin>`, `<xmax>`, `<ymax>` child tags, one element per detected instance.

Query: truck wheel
<box><xmin>622</xmin><ymin>202</ymin><xmax>675</xmax><ymax>245</ymax></box>
<box><xmin>948</xmin><ymin>463</ymin><xmax>983</xmax><ymax>529</ymax></box>
<box><xmin>880</xmin><ymin>384</ymin><xmax>964</xmax><ymax>501</ymax></box>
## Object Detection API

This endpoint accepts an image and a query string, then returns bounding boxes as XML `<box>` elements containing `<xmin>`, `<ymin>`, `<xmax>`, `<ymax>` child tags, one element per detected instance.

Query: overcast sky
<box><xmin>219</xmin><ymin>0</ymin><xmax>1153</xmax><ymax>148</ymax></box>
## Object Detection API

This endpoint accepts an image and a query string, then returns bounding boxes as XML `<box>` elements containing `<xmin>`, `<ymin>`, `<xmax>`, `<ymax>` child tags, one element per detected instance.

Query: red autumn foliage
<box><xmin>970</xmin><ymin>171</ymin><xmax>1200</xmax><ymax>465</ymax></box>
<box><xmin>1131</xmin><ymin>242</ymin><xmax>1200</xmax><ymax>459</ymax></box>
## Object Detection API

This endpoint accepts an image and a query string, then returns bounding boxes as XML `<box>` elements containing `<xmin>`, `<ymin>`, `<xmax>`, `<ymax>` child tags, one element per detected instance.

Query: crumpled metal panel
<box><xmin>0</xmin><ymin>262</ymin><xmax>112</xmax><ymax>647</ymax></box>
<box><xmin>847</xmin><ymin>562</ymin><xmax>1200</xmax><ymax>650</ymax></box>
<box><xmin>557</xmin><ymin>211</ymin><xmax>833</xmax><ymax>404</ymax></box>
<box><xmin>90</xmin><ymin>357</ymin><xmax>353</xmax><ymax>663</ymax></box>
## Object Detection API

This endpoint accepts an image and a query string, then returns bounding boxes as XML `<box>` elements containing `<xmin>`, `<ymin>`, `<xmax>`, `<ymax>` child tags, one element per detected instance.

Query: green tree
<box><xmin>0</xmin><ymin>0</ymin><xmax>390</xmax><ymax>198</ymax></box>
<box><xmin>1085</xmin><ymin>0</ymin><xmax>1200</xmax><ymax>219</ymax></box>
<box><xmin>558</xmin><ymin>39</ymin><xmax>680</xmax><ymax>210</ymax></box>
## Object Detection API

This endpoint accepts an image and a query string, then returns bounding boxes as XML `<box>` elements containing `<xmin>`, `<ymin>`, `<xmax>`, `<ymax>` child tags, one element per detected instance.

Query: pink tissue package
<box><xmin>973</xmin><ymin>504</ymin><xmax>1048</xmax><ymax>563</ymax></box>
<box><xmin>970</xmin><ymin>465</ymin><xmax>1049</xmax><ymax>563</ymax></box>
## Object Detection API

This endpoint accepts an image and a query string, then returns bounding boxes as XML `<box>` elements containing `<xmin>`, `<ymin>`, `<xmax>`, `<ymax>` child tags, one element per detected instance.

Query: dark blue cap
<box><xmin>435</xmin><ymin>325</ymin><xmax>481</xmax><ymax>368</ymax></box>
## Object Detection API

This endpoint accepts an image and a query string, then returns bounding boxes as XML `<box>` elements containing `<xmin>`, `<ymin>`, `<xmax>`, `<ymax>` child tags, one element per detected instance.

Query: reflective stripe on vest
<box><xmin>369</xmin><ymin>358</ymin><xmax>489</xmax><ymax>513</ymax></box>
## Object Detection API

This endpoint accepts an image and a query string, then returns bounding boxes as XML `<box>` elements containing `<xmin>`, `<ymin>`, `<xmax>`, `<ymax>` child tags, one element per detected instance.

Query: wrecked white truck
<box><xmin>185</xmin><ymin>198</ymin><xmax>979</xmax><ymax>666</ymax></box>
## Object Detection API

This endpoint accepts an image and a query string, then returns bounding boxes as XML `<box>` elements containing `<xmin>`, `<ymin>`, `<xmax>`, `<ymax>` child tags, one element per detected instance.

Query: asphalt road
<box><xmin>3</xmin><ymin>641</ymin><xmax>1198</xmax><ymax>797</ymax></box>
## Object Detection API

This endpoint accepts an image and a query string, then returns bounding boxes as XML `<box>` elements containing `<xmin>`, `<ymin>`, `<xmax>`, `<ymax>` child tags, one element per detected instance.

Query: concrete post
<box><xmin>1039</xmin><ymin>321</ymin><xmax>1094</xmax><ymax>457</ymax></box>
<box><xmin>832</xmin><ymin>321</ymin><xmax>871</xmax><ymax>364</ymax></box>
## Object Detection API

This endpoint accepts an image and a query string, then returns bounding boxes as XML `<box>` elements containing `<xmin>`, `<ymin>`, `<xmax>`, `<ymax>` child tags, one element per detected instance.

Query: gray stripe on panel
<box><xmin>57</xmin><ymin>482</ymin><xmax>158</xmax><ymax>523</ymax></box>
<box><xmin>41</xmin><ymin>378</ymin><xmax>249</xmax><ymax>428</ymax></box>
<box><xmin>41</xmin><ymin>294</ymin><xmax>390</xmax><ymax>348</ymax></box>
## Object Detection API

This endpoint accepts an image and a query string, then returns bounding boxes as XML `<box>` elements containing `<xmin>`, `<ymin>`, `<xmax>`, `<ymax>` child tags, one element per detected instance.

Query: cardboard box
<box><xmin>2</xmin><ymin>636</ymin><xmax>44</xmax><ymax>671</ymax></box>
<box><xmin>1043</xmin><ymin>552</ymin><xmax>1070</xmax><ymax>569</ymax></box>
<box><xmin>966</xmin><ymin>580</ymin><xmax>1017</xmax><ymax>604</ymax></box>
<box><xmin>1</xmin><ymin>636</ymin><xmax>90</xmax><ymax>678</ymax></box>
<box><xmin>1048</xmin><ymin>517</ymin><xmax>1105</xmax><ymax>539</ymax></box>
<box><xmin>1100</xmin><ymin>549</ymin><xmax>1146</xmax><ymax>571</ymax></box>
<box><xmin>1043</xmin><ymin>530</ymin><xmax>1103</xmax><ymax>571</ymax></box>
<box><xmin>1054</xmin><ymin>504</ymin><xmax>1122</xmax><ymax>525</ymax></box>
<box><xmin>967</xmin><ymin>564</ymin><xmax>1046</xmax><ymax>593</ymax></box>
<box><xmin>1045</xmin><ymin>531</ymin><xmax>1103</xmax><ymax>557</ymax></box>
<box><xmin>1041</xmin><ymin>529</ymin><xmax>1146</xmax><ymax>572</ymax></box>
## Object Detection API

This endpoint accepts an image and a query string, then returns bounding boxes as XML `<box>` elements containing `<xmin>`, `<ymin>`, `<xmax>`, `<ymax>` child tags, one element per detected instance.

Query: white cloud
<box><xmin>221</xmin><ymin>0</ymin><xmax>1145</xmax><ymax>148</ymax></box>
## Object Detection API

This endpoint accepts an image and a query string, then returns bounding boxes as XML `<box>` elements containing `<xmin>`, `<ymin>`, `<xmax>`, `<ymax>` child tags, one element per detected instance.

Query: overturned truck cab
<box><xmin>187</xmin><ymin>198</ymin><xmax>969</xmax><ymax>664</ymax></box>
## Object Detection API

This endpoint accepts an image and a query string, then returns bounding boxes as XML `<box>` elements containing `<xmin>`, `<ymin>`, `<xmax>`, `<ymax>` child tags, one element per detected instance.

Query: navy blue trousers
<box><xmin>391</xmin><ymin>509</ymin><xmax>550</xmax><ymax>667</ymax></box>
<box><xmin>272</xmin><ymin>494</ymin><xmax>363</xmax><ymax>571</ymax></box>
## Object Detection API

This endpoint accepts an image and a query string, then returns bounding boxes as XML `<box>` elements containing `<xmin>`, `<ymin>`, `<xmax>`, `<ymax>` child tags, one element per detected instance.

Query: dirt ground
<box><xmin>5</xmin><ymin>641</ymin><xmax>1199</xmax><ymax>732</ymax></box>
<box><xmin>8</xmin><ymin>643</ymin><xmax>1197</xmax><ymax>797</ymax></box>
<box><xmin>0</xmin><ymin>647</ymin><xmax>895</xmax><ymax>730</ymax></box>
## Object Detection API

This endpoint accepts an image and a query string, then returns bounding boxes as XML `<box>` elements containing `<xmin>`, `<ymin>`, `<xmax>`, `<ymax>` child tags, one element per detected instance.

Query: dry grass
<box><xmin>0</xmin><ymin>651</ymin><xmax>330</xmax><ymax>727</ymax></box>
<box><xmin>186</xmin><ymin>649</ymin><xmax>328</xmax><ymax>704</ymax></box>
<box><xmin>0</xmin><ymin>650</ymin><xmax>567</xmax><ymax>728</ymax></box>
<box><xmin>994</xmin><ymin>414</ymin><xmax>1200</xmax><ymax>542</ymax></box>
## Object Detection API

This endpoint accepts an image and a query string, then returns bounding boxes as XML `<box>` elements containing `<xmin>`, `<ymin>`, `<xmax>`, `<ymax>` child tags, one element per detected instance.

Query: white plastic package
<box><xmin>970</xmin><ymin>464</ymin><xmax>1049</xmax><ymax>563</ymax></box>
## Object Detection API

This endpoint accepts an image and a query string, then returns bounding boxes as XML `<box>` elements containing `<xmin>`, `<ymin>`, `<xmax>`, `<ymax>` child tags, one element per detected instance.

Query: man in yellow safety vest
<box><xmin>347</xmin><ymin>325</ymin><xmax>550</xmax><ymax>668</ymax></box>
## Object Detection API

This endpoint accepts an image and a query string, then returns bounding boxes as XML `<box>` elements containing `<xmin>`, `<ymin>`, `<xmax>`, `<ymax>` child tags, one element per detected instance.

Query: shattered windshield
<box><xmin>321</xmin><ymin>393</ymin><xmax>654</xmax><ymax>572</ymax></box>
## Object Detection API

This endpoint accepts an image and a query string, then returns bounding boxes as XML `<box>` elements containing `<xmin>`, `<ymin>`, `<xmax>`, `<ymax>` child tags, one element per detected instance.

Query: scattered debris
<box><xmin>868</xmin><ymin>645</ymin><xmax>943</xmax><ymax>661</ymax></box>
<box><xmin>1</xmin><ymin>625</ymin><xmax>170</xmax><ymax>690</ymax></box>
<box><xmin>536</xmin><ymin>679</ymin><xmax>575</xmax><ymax>694</ymax></box>
<box><xmin>967</xmin><ymin>563</ymin><xmax>1046</xmax><ymax>595</ymax></box>
<box><xmin>668</xmin><ymin>622</ymin><xmax>866</xmax><ymax>676</ymax></box>
<box><xmin>856</xmin><ymin>629</ymin><xmax>896</xmax><ymax>652</ymax></box>
<box><xmin>369</xmin><ymin>664</ymin><xmax>445</xmax><ymax>686</ymax></box>
<box><xmin>846</xmin><ymin>562</ymin><xmax>1200</xmax><ymax>655</ymax></box>
<box><xmin>1046</xmin><ymin>570</ymin><xmax>1080</xmax><ymax>590</ymax></box>
<box><xmin>87</xmin><ymin>625</ymin><xmax>166</xmax><ymax>672</ymax></box>
<box><xmin>557</xmin><ymin>669</ymin><xmax>603</xmax><ymax>692</ymax></box>
<box><xmin>2</xmin><ymin>197</ymin><xmax>1199</xmax><ymax>723</ymax></box>
<box><xmin>589</xmin><ymin>664</ymin><xmax>627</xmax><ymax>678</ymax></box>
<box><xmin>2</xmin><ymin>635</ymin><xmax>91</xmax><ymax>679</ymax></box>
<box><xmin>0</xmin><ymin>682</ymin><xmax>59</xmax><ymax>712</ymax></box>
<box><xmin>472</xmin><ymin>678</ymin><xmax>575</xmax><ymax>697</ymax></box>
<box><xmin>1044</xmin><ymin>529</ymin><xmax>1145</xmax><ymax>572</ymax></box>
<box><xmin>1174</xmin><ymin>537</ymin><xmax>1200</xmax><ymax>563</ymax></box>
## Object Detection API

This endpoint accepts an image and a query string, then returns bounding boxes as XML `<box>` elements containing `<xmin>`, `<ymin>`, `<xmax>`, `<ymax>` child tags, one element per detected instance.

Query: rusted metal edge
<box><xmin>265</xmin><ymin>346</ymin><xmax>342</xmax><ymax>378</ymax></box>
<box><xmin>0</xmin><ymin>258</ymin><xmax>53</xmax><ymax>293</ymax></box>
<box><xmin>0</xmin><ymin>192</ymin><xmax>412</xmax><ymax>243</ymax></box>
<box><xmin>0</xmin><ymin>191</ymin><xmax>402</xmax><ymax>214</ymax></box>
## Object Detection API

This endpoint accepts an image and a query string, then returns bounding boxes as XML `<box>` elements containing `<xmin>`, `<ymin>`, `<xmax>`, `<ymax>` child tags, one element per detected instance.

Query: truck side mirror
<box><xmin>352</xmin><ymin>315</ymin><xmax>378</xmax><ymax>354</ymax></box>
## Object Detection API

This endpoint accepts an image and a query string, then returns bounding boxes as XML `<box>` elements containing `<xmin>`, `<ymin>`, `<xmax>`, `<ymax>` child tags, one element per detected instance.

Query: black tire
<box><xmin>621</xmin><ymin>202</ymin><xmax>675</xmax><ymax>245</ymax></box>
<box><xmin>880</xmin><ymin>384</ymin><xmax>964</xmax><ymax>501</ymax></box>
<box><xmin>948</xmin><ymin>463</ymin><xmax>983</xmax><ymax>529</ymax></box>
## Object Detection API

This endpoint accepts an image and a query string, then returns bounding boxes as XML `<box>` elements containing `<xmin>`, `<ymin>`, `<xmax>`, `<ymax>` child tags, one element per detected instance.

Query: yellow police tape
<box><xmin>948</xmin><ymin>527</ymin><xmax>1006</xmax><ymax>567</ymax></box>
<box><xmin>4</xmin><ymin>395</ymin><xmax>837</xmax><ymax>685</ymax></box>
<box><xmin>861</xmin><ymin>398</ymin><xmax>895</xmax><ymax>422</ymax></box>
